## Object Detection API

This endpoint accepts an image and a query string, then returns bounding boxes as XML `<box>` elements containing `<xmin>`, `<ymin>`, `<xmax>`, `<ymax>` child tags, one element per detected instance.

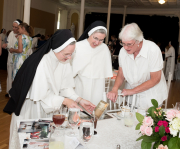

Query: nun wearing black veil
<box><xmin>72</xmin><ymin>21</ymin><xmax>113</xmax><ymax>106</ymax></box>
<box><xmin>3</xmin><ymin>29</ymin><xmax>95</xmax><ymax>147</ymax></box>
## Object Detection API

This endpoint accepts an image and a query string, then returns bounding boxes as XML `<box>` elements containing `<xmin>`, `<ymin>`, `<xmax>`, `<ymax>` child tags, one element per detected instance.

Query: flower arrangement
<box><xmin>135</xmin><ymin>99</ymin><xmax>180</xmax><ymax>149</ymax></box>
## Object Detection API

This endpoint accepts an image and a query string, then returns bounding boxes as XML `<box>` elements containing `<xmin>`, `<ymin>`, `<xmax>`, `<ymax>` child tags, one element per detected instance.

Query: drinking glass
<box><xmin>79</xmin><ymin>118</ymin><xmax>94</xmax><ymax>149</ymax></box>
<box><xmin>67</xmin><ymin>108</ymin><xmax>80</xmax><ymax>136</ymax></box>
<box><xmin>124</xmin><ymin>112</ymin><xmax>134</xmax><ymax>127</ymax></box>
<box><xmin>174</xmin><ymin>102</ymin><xmax>180</xmax><ymax>110</ymax></box>
<box><xmin>53</xmin><ymin>106</ymin><xmax>66</xmax><ymax>129</ymax></box>
<box><xmin>49</xmin><ymin>127</ymin><xmax>65</xmax><ymax>149</ymax></box>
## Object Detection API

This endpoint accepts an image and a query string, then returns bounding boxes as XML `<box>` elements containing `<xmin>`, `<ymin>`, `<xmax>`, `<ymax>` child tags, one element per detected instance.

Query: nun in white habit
<box><xmin>2</xmin><ymin>19</ymin><xmax>23</xmax><ymax>96</ymax></box>
<box><xmin>72</xmin><ymin>21</ymin><xmax>113</xmax><ymax>106</ymax></box>
<box><xmin>4</xmin><ymin>30</ymin><xmax>95</xmax><ymax>148</ymax></box>
<box><xmin>165</xmin><ymin>41</ymin><xmax>175</xmax><ymax>80</ymax></box>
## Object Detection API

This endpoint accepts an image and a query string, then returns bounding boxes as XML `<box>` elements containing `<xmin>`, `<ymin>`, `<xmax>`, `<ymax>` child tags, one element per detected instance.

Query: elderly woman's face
<box><xmin>121</xmin><ymin>39</ymin><xmax>139</xmax><ymax>54</ymax></box>
<box><xmin>88</xmin><ymin>32</ymin><xmax>106</xmax><ymax>48</ymax></box>
<box><xmin>3</xmin><ymin>29</ymin><xmax>6</xmax><ymax>34</ymax></box>
<box><xmin>55</xmin><ymin>44</ymin><xmax>75</xmax><ymax>62</ymax></box>
<box><xmin>12</xmin><ymin>22</ymin><xmax>19</xmax><ymax>34</ymax></box>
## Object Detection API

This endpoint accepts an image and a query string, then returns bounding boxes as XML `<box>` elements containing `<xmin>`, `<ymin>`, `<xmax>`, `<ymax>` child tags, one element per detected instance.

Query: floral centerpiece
<box><xmin>135</xmin><ymin>99</ymin><xmax>180</xmax><ymax>149</ymax></box>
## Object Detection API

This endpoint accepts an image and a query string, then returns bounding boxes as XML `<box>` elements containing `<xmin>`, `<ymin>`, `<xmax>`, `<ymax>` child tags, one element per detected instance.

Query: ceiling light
<box><xmin>158</xmin><ymin>0</ymin><xmax>166</xmax><ymax>4</ymax></box>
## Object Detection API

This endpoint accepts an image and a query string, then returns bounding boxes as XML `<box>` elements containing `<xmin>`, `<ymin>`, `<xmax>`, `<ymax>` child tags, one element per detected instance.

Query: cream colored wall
<box><xmin>30</xmin><ymin>8</ymin><xmax>55</xmax><ymax>36</ymax></box>
<box><xmin>0</xmin><ymin>0</ymin><xmax>4</xmax><ymax>31</ymax></box>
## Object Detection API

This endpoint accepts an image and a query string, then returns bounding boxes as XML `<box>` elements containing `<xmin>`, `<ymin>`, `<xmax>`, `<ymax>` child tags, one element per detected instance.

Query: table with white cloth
<box><xmin>175</xmin><ymin>63</ymin><xmax>180</xmax><ymax>80</ymax></box>
<box><xmin>11</xmin><ymin>115</ymin><xmax>142</xmax><ymax>149</ymax></box>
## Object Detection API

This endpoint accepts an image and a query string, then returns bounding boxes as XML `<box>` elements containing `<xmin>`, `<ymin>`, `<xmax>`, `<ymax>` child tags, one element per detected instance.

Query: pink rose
<box><xmin>157</xmin><ymin>144</ymin><xmax>168</xmax><ymax>149</ymax></box>
<box><xmin>163</xmin><ymin>121</ymin><xmax>168</xmax><ymax>127</ymax></box>
<box><xmin>155</xmin><ymin>126</ymin><xmax>159</xmax><ymax>132</ymax></box>
<box><xmin>143</xmin><ymin>116</ymin><xmax>154</xmax><ymax>126</ymax></box>
<box><xmin>165</xmin><ymin>127</ymin><xmax>170</xmax><ymax>133</ymax></box>
<box><xmin>140</xmin><ymin>125</ymin><xmax>146</xmax><ymax>135</ymax></box>
<box><xmin>161</xmin><ymin>136</ymin><xmax>167</xmax><ymax>141</ymax></box>
<box><xmin>144</xmin><ymin>126</ymin><xmax>153</xmax><ymax>136</ymax></box>
<box><xmin>157</xmin><ymin>121</ymin><xmax>163</xmax><ymax>126</ymax></box>
<box><xmin>166</xmin><ymin>110</ymin><xmax>176</xmax><ymax>121</ymax></box>
<box><xmin>176</xmin><ymin>111</ymin><xmax>180</xmax><ymax>118</ymax></box>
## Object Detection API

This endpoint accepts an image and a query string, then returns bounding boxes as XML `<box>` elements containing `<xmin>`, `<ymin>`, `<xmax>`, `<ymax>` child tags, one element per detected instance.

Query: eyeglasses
<box><xmin>120</xmin><ymin>40</ymin><xmax>137</xmax><ymax>47</ymax></box>
<box><xmin>61</xmin><ymin>52</ymin><xmax>73</xmax><ymax>58</ymax></box>
<box><xmin>93</xmin><ymin>36</ymin><xmax>104</xmax><ymax>43</ymax></box>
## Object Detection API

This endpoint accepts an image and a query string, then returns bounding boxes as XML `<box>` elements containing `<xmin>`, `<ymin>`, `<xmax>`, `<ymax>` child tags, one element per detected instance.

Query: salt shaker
<box><xmin>116</xmin><ymin>144</ymin><xmax>120</xmax><ymax>149</ymax></box>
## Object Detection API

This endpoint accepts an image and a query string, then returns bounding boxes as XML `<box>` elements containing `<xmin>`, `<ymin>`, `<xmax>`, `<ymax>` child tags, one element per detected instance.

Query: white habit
<box><xmin>6</xmin><ymin>31</ymin><xmax>17</xmax><ymax>93</ymax></box>
<box><xmin>165</xmin><ymin>46</ymin><xmax>175</xmax><ymax>80</ymax></box>
<box><xmin>72</xmin><ymin>39</ymin><xmax>113</xmax><ymax>106</ymax></box>
<box><xmin>9</xmin><ymin>50</ymin><xmax>79</xmax><ymax>147</ymax></box>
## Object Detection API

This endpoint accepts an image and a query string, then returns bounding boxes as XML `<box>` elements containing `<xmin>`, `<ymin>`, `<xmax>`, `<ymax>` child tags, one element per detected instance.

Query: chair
<box><xmin>105</xmin><ymin>77</ymin><xmax>111</xmax><ymax>92</ymax></box>
<box><xmin>165</xmin><ymin>72</ymin><xmax>172</xmax><ymax>109</ymax></box>
<box><xmin>103</xmin><ymin>91</ymin><xmax>137</xmax><ymax>113</ymax></box>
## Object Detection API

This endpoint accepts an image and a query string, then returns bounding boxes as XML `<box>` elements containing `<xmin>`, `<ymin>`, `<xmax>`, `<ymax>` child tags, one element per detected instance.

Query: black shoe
<box><xmin>5</xmin><ymin>94</ymin><xmax>9</xmax><ymax>97</ymax></box>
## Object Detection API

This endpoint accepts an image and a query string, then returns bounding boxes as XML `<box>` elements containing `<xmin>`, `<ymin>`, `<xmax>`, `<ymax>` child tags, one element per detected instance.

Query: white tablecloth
<box><xmin>10</xmin><ymin>115</ymin><xmax>141</xmax><ymax>149</ymax></box>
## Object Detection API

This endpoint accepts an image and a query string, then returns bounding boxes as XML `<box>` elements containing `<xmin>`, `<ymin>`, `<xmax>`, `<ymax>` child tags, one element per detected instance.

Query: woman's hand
<box><xmin>107</xmin><ymin>90</ymin><xmax>118</xmax><ymax>103</ymax></box>
<box><xmin>79</xmin><ymin>99</ymin><xmax>96</xmax><ymax>114</ymax></box>
<box><xmin>2</xmin><ymin>43</ymin><xmax>7</xmax><ymax>49</ymax></box>
<box><xmin>9</xmin><ymin>48</ymin><xmax>14</xmax><ymax>53</ymax></box>
<box><xmin>63</xmin><ymin>98</ymin><xmax>83</xmax><ymax>111</ymax></box>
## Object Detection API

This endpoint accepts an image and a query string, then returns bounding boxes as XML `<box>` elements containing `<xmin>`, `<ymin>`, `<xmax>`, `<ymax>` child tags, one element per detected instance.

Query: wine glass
<box><xmin>79</xmin><ymin>118</ymin><xmax>94</xmax><ymax>149</ymax></box>
<box><xmin>53</xmin><ymin>106</ymin><xmax>66</xmax><ymax>130</ymax></box>
<box><xmin>67</xmin><ymin>108</ymin><xmax>80</xmax><ymax>136</ymax></box>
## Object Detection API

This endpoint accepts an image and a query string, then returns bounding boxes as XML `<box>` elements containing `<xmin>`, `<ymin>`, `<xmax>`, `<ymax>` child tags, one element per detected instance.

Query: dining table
<box><xmin>10</xmin><ymin>113</ymin><xmax>142</xmax><ymax>149</ymax></box>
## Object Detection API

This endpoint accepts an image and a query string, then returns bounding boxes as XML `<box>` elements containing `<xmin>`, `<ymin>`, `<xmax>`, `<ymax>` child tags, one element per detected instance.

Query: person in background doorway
<box><xmin>9</xmin><ymin>22</ymin><xmax>33</xmax><ymax>80</ymax></box>
<box><xmin>163</xmin><ymin>42</ymin><xmax>175</xmax><ymax>80</ymax></box>
<box><xmin>2</xmin><ymin>19</ymin><xmax>23</xmax><ymax>97</ymax></box>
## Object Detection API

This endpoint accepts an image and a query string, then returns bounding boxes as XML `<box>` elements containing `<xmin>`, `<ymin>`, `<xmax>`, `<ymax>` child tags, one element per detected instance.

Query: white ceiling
<box><xmin>52</xmin><ymin>0</ymin><xmax>180</xmax><ymax>8</ymax></box>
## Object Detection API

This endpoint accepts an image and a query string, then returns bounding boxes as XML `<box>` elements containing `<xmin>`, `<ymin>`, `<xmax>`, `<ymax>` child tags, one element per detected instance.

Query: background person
<box><xmin>163</xmin><ymin>42</ymin><xmax>175</xmax><ymax>80</ymax></box>
<box><xmin>0</xmin><ymin>28</ymin><xmax>7</xmax><ymax>44</ymax></box>
<box><xmin>9</xmin><ymin>22</ymin><xmax>33</xmax><ymax>80</ymax></box>
<box><xmin>2</xmin><ymin>19</ymin><xmax>23</xmax><ymax>97</ymax></box>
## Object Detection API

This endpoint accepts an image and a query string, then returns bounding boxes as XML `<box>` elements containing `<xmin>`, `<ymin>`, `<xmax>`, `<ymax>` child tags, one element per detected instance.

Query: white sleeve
<box><xmin>149</xmin><ymin>46</ymin><xmax>163</xmax><ymax>72</ymax></box>
<box><xmin>40</xmin><ymin>90</ymin><xmax>65</xmax><ymax>114</ymax></box>
<box><xmin>60</xmin><ymin>88</ymin><xmax>79</xmax><ymax>101</ymax></box>
<box><xmin>27</xmin><ymin>58</ymin><xmax>65</xmax><ymax>114</ymax></box>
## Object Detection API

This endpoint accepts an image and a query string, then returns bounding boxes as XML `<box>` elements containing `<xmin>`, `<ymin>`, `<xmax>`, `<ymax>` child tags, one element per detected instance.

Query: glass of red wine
<box><xmin>53</xmin><ymin>106</ymin><xmax>66</xmax><ymax>130</ymax></box>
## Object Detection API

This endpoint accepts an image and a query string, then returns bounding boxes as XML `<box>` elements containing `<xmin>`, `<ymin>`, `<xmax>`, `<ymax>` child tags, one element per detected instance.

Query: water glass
<box><xmin>79</xmin><ymin>119</ymin><xmax>94</xmax><ymax>149</ymax></box>
<box><xmin>124</xmin><ymin>112</ymin><xmax>134</xmax><ymax>127</ymax></box>
<box><xmin>67</xmin><ymin>108</ymin><xmax>80</xmax><ymax>136</ymax></box>
<box><xmin>49</xmin><ymin>127</ymin><xmax>65</xmax><ymax>149</ymax></box>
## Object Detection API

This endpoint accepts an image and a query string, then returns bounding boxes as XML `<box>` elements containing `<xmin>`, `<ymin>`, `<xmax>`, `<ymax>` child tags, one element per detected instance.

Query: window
<box><xmin>57</xmin><ymin>10</ymin><xmax>60</xmax><ymax>29</ymax></box>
